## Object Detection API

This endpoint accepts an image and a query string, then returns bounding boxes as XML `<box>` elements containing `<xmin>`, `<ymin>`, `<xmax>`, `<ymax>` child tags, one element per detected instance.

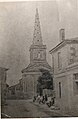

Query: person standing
<box><xmin>45</xmin><ymin>94</ymin><xmax>47</xmax><ymax>101</ymax></box>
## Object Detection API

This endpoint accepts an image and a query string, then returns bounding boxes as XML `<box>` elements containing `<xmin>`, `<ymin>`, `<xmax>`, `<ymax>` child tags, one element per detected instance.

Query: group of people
<box><xmin>33</xmin><ymin>95</ymin><xmax>47</xmax><ymax>104</ymax></box>
<box><xmin>33</xmin><ymin>94</ymin><xmax>55</xmax><ymax>107</ymax></box>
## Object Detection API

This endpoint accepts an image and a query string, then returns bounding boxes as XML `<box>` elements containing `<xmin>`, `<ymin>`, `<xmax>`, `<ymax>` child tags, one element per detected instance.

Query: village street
<box><xmin>1</xmin><ymin>99</ymin><xmax>69</xmax><ymax>118</ymax></box>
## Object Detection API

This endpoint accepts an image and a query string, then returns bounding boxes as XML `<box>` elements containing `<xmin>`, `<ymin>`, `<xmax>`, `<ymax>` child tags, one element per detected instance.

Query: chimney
<box><xmin>60</xmin><ymin>29</ymin><xmax>65</xmax><ymax>42</ymax></box>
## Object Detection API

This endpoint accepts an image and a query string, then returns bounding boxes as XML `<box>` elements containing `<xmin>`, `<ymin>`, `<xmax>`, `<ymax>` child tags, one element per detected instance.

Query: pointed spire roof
<box><xmin>33</xmin><ymin>8</ymin><xmax>43</xmax><ymax>45</ymax></box>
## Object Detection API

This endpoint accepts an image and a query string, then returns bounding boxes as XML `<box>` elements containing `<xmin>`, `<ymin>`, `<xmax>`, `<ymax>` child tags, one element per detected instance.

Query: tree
<box><xmin>37</xmin><ymin>68</ymin><xmax>53</xmax><ymax>95</ymax></box>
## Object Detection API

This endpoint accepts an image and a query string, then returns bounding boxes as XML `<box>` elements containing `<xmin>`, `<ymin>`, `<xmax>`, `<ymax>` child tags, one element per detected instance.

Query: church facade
<box><xmin>21</xmin><ymin>9</ymin><xmax>52</xmax><ymax>98</ymax></box>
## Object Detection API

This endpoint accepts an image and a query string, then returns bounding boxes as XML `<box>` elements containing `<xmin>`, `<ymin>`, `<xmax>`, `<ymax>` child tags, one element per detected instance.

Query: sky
<box><xmin>0</xmin><ymin>0</ymin><xmax>78</xmax><ymax>86</ymax></box>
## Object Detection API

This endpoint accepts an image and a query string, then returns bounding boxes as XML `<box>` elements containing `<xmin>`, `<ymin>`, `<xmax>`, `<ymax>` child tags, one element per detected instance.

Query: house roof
<box><xmin>22</xmin><ymin>61</ymin><xmax>52</xmax><ymax>73</ymax></box>
<box><xmin>9</xmin><ymin>83</ymin><xmax>20</xmax><ymax>90</ymax></box>
<box><xmin>0</xmin><ymin>67</ymin><xmax>9</xmax><ymax>71</ymax></box>
<box><xmin>49</xmin><ymin>37</ymin><xmax>78</xmax><ymax>54</ymax></box>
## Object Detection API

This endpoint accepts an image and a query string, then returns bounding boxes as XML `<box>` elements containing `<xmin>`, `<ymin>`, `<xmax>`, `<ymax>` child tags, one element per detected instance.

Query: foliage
<box><xmin>37</xmin><ymin>68</ymin><xmax>53</xmax><ymax>95</ymax></box>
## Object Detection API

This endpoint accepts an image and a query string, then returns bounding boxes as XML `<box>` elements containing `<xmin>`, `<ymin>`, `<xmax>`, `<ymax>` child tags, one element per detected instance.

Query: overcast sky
<box><xmin>0</xmin><ymin>0</ymin><xmax>78</xmax><ymax>86</ymax></box>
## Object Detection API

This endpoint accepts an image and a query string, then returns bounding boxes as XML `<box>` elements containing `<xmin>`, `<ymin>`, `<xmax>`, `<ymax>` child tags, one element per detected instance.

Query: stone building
<box><xmin>21</xmin><ymin>8</ymin><xmax>52</xmax><ymax>98</ymax></box>
<box><xmin>6</xmin><ymin>83</ymin><xmax>9</xmax><ymax>99</ymax></box>
<box><xmin>0</xmin><ymin>67</ymin><xmax>8</xmax><ymax>105</ymax></box>
<box><xmin>8</xmin><ymin>79</ymin><xmax>23</xmax><ymax>99</ymax></box>
<box><xmin>49</xmin><ymin>29</ymin><xmax>78</xmax><ymax>112</ymax></box>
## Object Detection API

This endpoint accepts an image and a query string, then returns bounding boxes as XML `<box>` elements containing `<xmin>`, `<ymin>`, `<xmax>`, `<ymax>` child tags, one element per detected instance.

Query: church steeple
<box><xmin>33</xmin><ymin>8</ymin><xmax>43</xmax><ymax>45</ymax></box>
<box><xmin>30</xmin><ymin>8</ymin><xmax>46</xmax><ymax>63</ymax></box>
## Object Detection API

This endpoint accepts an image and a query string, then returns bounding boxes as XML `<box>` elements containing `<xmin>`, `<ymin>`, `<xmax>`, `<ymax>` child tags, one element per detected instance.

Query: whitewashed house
<box><xmin>49</xmin><ymin>29</ymin><xmax>78</xmax><ymax>112</ymax></box>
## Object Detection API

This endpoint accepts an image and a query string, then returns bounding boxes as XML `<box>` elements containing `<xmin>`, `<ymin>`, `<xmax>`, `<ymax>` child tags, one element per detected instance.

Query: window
<box><xmin>34</xmin><ymin>50</ymin><xmax>38</xmax><ymax>59</ymax></box>
<box><xmin>52</xmin><ymin>55</ymin><xmax>54</xmax><ymax>73</ymax></box>
<box><xmin>11</xmin><ymin>87</ymin><xmax>15</xmax><ymax>95</ymax></box>
<box><xmin>69</xmin><ymin>47</ymin><xmax>76</xmax><ymax>64</ymax></box>
<box><xmin>58</xmin><ymin>52</ymin><xmax>62</xmax><ymax>69</ymax></box>
<box><xmin>73</xmin><ymin>73</ymin><xmax>78</xmax><ymax>95</ymax></box>
<box><xmin>26</xmin><ymin>83</ymin><xmax>27</xmax><ymax>92</ymax></box>
<box><xmin>70</xmin><ymin>47</ymin><xmax>76</xmax><ymax>55</ymax></box>
<box><xmin>37</xmin><ymin>52</ymin><xmax>41</xmax><ymax>59</ymax></box>
<box><xmin>74</xmin><ymin>73</ymin><xmax>78</xmax><ymax>81</ymax></box>
<box><xmin>59</xmin><ymin>82</ymin><xmax>61</xmax><ymax>98</ymax></box>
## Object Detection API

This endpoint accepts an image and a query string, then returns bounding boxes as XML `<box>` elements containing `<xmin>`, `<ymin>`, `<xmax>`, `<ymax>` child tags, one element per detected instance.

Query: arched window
<box><xmin>38</xmin><ymin>52</ymin><xmax>41</xmax><ymax>59</ymax></box>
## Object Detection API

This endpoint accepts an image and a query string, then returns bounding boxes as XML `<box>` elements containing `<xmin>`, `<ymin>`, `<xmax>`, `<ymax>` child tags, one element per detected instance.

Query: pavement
<box><xmin>30</xmin><ymin>100</ymin><xmax>71</xmax><ymax>117</ymax></box>
<box><xmin>2</xmin><ymin>100</ymin><xmax>49</xmax><ymax>118</ymax></box>
<box><xmin>1</xmin><ymin>99</ymin><xmax>72</xmax><ymax>118</ymax></box>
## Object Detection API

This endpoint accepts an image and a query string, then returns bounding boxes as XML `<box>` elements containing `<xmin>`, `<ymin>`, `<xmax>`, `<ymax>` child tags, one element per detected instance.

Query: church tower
<box><xmin>30</xmin><ymin>8</ymin><xmax>46</xmax><ymax>64</ymax></box>
<box><xmin>22</xmin><ymin>8</ymin><xmax>52</xmax><ymax>98</ymax></box>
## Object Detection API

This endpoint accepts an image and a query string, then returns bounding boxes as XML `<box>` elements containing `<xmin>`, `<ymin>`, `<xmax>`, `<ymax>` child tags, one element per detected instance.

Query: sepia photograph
<box><xmin>0</xmin><ymin>0</ymin><xmax>78</xmax><ymax>118</ymax></box>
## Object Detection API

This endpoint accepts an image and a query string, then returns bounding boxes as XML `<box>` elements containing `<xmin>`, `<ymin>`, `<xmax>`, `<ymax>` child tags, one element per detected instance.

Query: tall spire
<box><xmin>33</xmin><ymin>8</ymin><xmax>43</xmax><ymax>45</ymax></box>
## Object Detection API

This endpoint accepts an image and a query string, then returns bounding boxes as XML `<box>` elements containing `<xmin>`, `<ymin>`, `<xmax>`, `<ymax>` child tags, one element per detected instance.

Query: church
<box><xmin>21</xmin><ymin>8</ymin><xmax>52</xmax><ymax>98</ymax></box>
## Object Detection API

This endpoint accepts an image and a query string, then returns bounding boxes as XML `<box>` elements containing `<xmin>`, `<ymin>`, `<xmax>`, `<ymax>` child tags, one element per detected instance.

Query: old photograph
<box><xmin>0</xmin><ymin>0</ymin><xmax>78</xmax><ymax>118</ymax></box>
